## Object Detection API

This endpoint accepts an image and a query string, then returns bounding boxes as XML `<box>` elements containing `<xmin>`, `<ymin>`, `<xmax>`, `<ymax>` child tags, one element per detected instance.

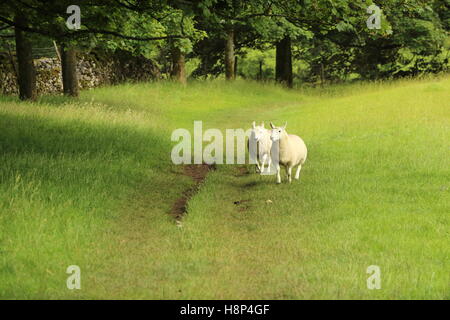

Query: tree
<box><xmin>275</xmin><ymin>35</ymin><xmax>292</xmax><ymax>87</ymax></box>
<box><xmin>60</xmin><ymin>44</ymin><xmax>79</xmax><ymax>97</ymax></box>
<box><xmin>13</xmin><ymin>12</ymin><xmax>36</xmax><ymax>100</ymax></box>
<box><xmin>224</xmin><ymin>26</ymin><xmax>235</xmax><ymax>80</ymax></box>
<box><xmin>189</xmin><ymin>0</ymin><xmax>266</xmax><ymax>80</ymax></box>
<box><xmin>170</xmin><ymin>46</ymin><xmax>186</xmax><ymax>83</ymax></box>
<box><xmin>0</xmin><ymin>0</ymin><xmax>194</xmax><ymax>99</ymax></box>
<box><xmin>162</xmin><ymin>6</ymin><xmax>205</xmax><ymax>84</ymax></box>
<box><xmin>317</xmin><ymin>0</ymin><xmax>447</xmax><ymax>79</ymax></box>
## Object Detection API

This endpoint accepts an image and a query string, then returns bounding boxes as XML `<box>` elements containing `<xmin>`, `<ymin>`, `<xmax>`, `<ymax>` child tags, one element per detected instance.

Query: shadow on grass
<box><xmin>0</xmin><ymin>112</ymin><xmax>167</xmax><ymax>165</ymax></box>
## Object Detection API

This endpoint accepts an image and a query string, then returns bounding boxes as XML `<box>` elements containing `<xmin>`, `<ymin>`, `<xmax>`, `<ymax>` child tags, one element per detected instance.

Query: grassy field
<box><xmin>0</xmin><ymin>76</ymin><xmax>449</xmax><ymax>299</ymax></box>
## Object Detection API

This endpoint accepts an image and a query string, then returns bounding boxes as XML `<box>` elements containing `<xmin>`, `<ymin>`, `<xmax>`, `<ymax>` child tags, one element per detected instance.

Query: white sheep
<box><xmin>248</xmin><ymin>121</ymin><xmax>272</xmax><ymax>174</ymax></box>
<box><xmin>270</xmin><ymin>122</ymin><xmax>307</xmax><ymax>183</ymax></box>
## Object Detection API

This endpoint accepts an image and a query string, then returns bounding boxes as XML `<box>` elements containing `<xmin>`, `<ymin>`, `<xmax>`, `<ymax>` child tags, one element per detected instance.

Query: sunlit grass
<box><xmin>0</xmin><ymin>77</ymin><xmax>448</xmax><ymax>299</ymax></box>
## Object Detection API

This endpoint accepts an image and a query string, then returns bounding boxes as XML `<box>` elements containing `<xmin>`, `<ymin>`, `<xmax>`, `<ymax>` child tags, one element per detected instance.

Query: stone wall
<box><xmin>0</xmin><ymin>50</ymin><xmax>161</xmax><ymax>95</ymax></box>
<box><xmin>0</xmin><ymin>53</ymin><xmax>19</xmax><ymax>95</ymax></box>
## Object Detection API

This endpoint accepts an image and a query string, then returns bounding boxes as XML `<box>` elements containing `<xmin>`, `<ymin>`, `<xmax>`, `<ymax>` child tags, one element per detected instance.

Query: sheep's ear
<box><xmin>261</xmin><ymin>121</ymin><xmax>264</xmax><ymax>128</ymax></box>
<box><xmin>252</xmin><ymin>121</ymin><xmax>256</xmax><ymax>129</ymax></box>
<box><xmin>283</xmin><ymin>122</ymin><xmax>287</xmax><ymax>129</ymax></box>
<box><xmin>270</xmin><ymin>122</ymin><xmax>275</xmax><ymax>129</ymax></box>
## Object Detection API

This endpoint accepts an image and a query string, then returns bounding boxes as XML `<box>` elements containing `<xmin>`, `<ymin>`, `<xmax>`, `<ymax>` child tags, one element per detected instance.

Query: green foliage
<box><xmin>239</xmin><ymin>46</ymin><xmax>309</xmax><ymax>82</ymax></box>
<box><xmin>1</xmin><ymin>0</ymin><xmax>449</xmax><ymax>85</ymax></box>
<box><xmin>238</xmin><ymin>47</ymin><xmax>276</xmax><ymax>79</ymax></box>
<box><xmin>95</xmin><ymin>12</ymin><xmax>165</xmax><ymax>58</ymax></box>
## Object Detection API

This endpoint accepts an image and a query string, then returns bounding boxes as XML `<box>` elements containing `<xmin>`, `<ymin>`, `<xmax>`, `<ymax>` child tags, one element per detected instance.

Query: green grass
<box><xmin>0</xmin><ymin>77</ymin><xmax>448</xmax><ymax>299</ymax></box>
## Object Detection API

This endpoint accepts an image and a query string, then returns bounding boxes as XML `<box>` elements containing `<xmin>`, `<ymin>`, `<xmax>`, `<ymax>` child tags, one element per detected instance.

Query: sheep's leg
<box><xmin>266</xmin><ymin>153</ymin><xmax>272</xmax><ymax>173</ymax></box>
<box><xmin>276</xmin><ymin>164</ymin><xmax>281</xmax><ymax>184</ymax></box>
<box><xmin>295</xmin><ymin>164</ymin><xmax>302</xmax><ymax>180</ymax></box>
<box><xmin>260</xmin><ymin>154</ymin><xmax>266</xmax><ymax>174</ymax></box>
<box><xmin>287</xmin><ymin>166</ymin><xmax>292</xmax><ymax>183</ymax></box>
<box><xmin>250</xmin><ymin>145</ymin><xmax>260</xmax><ymax>172</ymax></box>
<box><xmin>255</xmin><ymin>159</ymin><xmax>261</xmax><ymax>173</ymax></box>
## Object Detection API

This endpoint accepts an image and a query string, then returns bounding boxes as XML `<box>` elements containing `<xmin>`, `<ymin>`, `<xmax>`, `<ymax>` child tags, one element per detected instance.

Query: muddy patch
<box><xmin>233</xmin><ymin>199</ymin><xmax>252</xmax><ymax>212</ymax></box>
<box><xmin>171</xmin><ymin>164</ymin><xmax>215</xmax><ymax>220</ymax></box>
<box><xmin>242</xmin><ymin>181</ymin><xmax>258</xmax><ymax>188</ymax></box>
<box><xmin>234</xmin><ymin>165</ymin><xmax>251</xmax><ymax>177</ymax></box>
<box><xmin>233</xmin><ymin>199</ymin><xmax>250</xmax><ymax>205</ymax></box>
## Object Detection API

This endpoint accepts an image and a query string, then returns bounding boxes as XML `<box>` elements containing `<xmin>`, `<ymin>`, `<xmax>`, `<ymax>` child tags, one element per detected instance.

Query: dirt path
<box><xmin>171</xmin><ymin>164</ymin><xmax>216</xmax><ymax>220</ymax></box>
<box><xmin>87</xmin><ymin>103</ymin><xmax>285</xmax><ymax>298</ymax></box>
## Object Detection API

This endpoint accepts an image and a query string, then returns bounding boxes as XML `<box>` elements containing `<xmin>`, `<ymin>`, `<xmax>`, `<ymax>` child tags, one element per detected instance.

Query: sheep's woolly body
<box><xmin>279</xmin><ymin>134</ymin><xmax>307</xmax><ymax>168</ymax></box>
<box><xmin>270</xmin><ymin>123</ymin><xmax>307</xmax><ymax>183</ymax></box>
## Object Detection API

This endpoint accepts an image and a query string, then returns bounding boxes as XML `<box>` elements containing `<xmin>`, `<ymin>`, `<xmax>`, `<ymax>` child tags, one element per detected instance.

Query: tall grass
<box><xmin>0</xmin><ymin>77</ymin><xmax>448</xmax><ymax>299</ymax></box>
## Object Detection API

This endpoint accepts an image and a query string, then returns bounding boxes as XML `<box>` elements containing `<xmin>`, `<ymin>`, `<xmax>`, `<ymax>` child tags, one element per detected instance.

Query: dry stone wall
<box><xmin>0</xmin><ymin>50</ymin><xmax>161</xmax><ymax>95</ymax></box>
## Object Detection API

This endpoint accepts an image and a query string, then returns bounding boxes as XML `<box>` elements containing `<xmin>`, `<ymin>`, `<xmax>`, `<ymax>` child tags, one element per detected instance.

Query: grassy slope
<box><xmin>0</xmin><ymin>77</ymin><xmax>448</xmax><ymax>299</ymax></box>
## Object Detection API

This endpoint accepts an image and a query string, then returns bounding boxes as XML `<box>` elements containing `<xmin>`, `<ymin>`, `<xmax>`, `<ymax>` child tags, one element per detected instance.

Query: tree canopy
<box><xmin>0</xmin><ymin>0</ymin><xmax>448</xmax><ymax>99</ymax></box>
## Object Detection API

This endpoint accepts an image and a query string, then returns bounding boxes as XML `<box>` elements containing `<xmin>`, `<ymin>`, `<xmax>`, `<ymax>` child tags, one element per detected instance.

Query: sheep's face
<box><xmin>252</xmin><ymin>126</ymin><xmax>266</xmax><ymax>142</ymax></box>
<box><xmin>270</xmin><ymin>127</ymin><xmax>284</xmax><ymax>142</ymax></box>
<box><xmin>251</xmin><ymin>121</ymin><xmax>266</xmax><ymax>142</ymax></box>
<box><xmin>270</xmin><ymin>122</ymin><xmax>287</xmax><ymax>142</ymax></box>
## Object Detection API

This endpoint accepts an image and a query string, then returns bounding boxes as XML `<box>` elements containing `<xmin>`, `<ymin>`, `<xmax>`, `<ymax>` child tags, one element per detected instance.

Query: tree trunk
<box><xmin>14</xmin><ymin>14</ymin><xmax>36</xmax><ymax>101</ymax></box>
<box><xmin>234</xmin><ymin>56</ymin><xmax>238</xmax><ymax>79</ymax></box>
<box><xmin>61</xmin><ymin>44</ymin><xmax>79</xmax><ymax>97</ymax></box>
<box><xmin>170</xmin><ymin>47</ymin><xmax>186</xmax><ymax>84</ymax></box>
<box><xmin>258</xmin><ymin>60</ymin><xmax>263</xmax><ymax>80</ymax></box>
<box><xmin>320</xmin><ymin>61</ymin><xmax>325</xmax><ymax>86</ymax></box>
<box><xmin>225</xmin><ymin>27</ymin><xmax>235</xmax><ymax>80</ymax></box>
<box><xmin>275</xmin><ymin>36</ymin><xmax>293</xmax><ymax>88</ymax></box>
